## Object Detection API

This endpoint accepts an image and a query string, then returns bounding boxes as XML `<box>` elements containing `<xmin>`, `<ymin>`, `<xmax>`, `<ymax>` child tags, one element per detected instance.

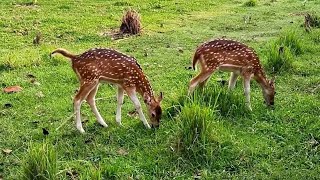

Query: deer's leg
<box><xmin>126</xmin><ymin>88</ymin><xmax>151</xmax><ymax>129</ymax></box>
<box><xmin>116</xmin><ymin>86</ymin><xmax>124</xmax><ymax>126</ymax></box>
<box><xmin>86</xmin><ymin>84</ymin><xmax>108</xmax><ymax>128</ymax></box>
<box><xmin>243</xmin><ymin>76</ymin><xmax>252</xmax><ymax>111</ymax></box>
<box><xmin>199</xmin><ymin>77</ymin><xmax>210</xmax><ymax>89</ymax></box>
<box><xmin>228</xmin><ymin>72</ymin><xmax>239</xmax><ymax>90</ymax></box>
<box><xmin>188</xmin><ymin>69</ymin><xmax>215</xmax><ymax>95</ymax></box>
<box><xmin>74</xmin><ymin>81</ymin><xmax>98</xmax><ymax>133</ymax></box>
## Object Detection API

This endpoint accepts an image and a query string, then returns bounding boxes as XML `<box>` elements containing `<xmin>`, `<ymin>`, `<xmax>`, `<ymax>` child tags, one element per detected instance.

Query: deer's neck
<box><xmin>136</xmin><ymin>73</ymin><xmax>155</xmax><ymax>102</ymax></box>
<box><xmin>254</xmin><ymin>70</ymin><xmax>270</xmax><ymax>92</ymax></box>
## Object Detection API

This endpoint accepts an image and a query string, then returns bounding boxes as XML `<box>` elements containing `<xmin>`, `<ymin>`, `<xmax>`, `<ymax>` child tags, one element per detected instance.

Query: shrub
<box><xmin>265</xmin><ymin>42</ymin><xmax>293</xmax><ymax>73</ymax></box>
<box><xmin>243</xmin><ymin>0</ymin><xmax>257</xmax><ymax>7</ymax></box>
<box><xmin>276</xmin><ymin>30</ymin><xmax>303</xmax><ymax>55</ymax></box>
<box><xmin>21</xmin><ymin>142</ymin><xmax>58</xmax><ymax>180</ymax></box>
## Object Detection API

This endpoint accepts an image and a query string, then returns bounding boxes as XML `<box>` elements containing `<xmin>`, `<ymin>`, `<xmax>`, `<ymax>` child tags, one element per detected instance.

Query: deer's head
<box><xmin>263</xmin><ymin>77</ymin><xmax>276</xmax><ymax>107</ymax></box>
<box><xmin>144</xmin><ymin>92</ymin><xmax>163</xmax><ymax>128</ymax></box>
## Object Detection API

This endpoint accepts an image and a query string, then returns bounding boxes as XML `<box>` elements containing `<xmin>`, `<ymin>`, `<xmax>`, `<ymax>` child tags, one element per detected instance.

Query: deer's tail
<box><xmin>51</xmin><ymin>48</ymin><xmax>76</xmax><ymax>59</ymax></box>
<box><xmin>192</xmin><ymin>52</ymin><xmax>201</xmax><ymax>70</ymax></box>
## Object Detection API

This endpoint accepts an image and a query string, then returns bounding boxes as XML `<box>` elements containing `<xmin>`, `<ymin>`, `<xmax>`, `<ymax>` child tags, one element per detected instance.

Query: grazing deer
<box><xmin>188</xmin><ymin>39</ymin><xmax>275</xmax><ymax>110</ymax></box>
<box><xmin>51</xmin><ymin>48</ymin><xmax>163</xmax><ymax>133</ymax></box>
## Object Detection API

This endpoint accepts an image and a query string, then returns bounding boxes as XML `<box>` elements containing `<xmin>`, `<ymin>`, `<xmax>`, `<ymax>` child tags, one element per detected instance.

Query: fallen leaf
<box><xmin>3</xmin><ymin>86</ymin><xmax>23</xmax><ymax>93</ymax></box>
<box><xmin>30</xmin><ymin>79</ymin><xmax>41</xmax><ymax>86</ymax></box>
<box><xmin>33</xmin><ymin>33</ymin><xmax>41</xmax><ymax>45</ymax></box>
<box><xmin>216</xmin><ymin>78</ymin><xmax>227</xmax><ymax>86</ymax></box>
<box><xmin>36</xmin><ymin>91</ymin><xmax>44</xmax><ymax>98</ymax></box>
<box><xmin>66</xmin><ymin>169</ymin><xmax>79</xmax><ymax>179</ymax></box>
<box><xmin>127</xmin><ymin>109</ymin><xmax>138</xmax><ymax>118</ymax></box>
<box><xmin>42</xmin><ymin>128</ymin><xmax>49</xmax><ymax>136</ymax></box>
<box><xmin>2</xmin><ymin>149</ymin><xmax>12</xmax><ymax>154</ymax></box>
<box><xmin>4</xmin><ymin>103</ymin><xmax>13</xmax><ymax>108</ymax></box>
<box><xmin>117</xmin><ymin>148</ymin><xmax>128</xmax><ymax>156</ymax></box>
<box><xmin>26</xmin><ymin>73</ymin><xmax>36</xmax><ymax>78</ymax></box>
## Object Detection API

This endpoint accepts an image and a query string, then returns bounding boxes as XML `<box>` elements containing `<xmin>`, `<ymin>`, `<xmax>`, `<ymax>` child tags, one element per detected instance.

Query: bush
<box><xmin>265</xmin><ymin>43</ymin><xmax>293</xmax><ymax>73</ymax></box>
<box><xmin>276</xmin><ymin>30</ymin><xmax>303</xmax><ymax>55</ymax></box>
<box><xmin>21</xmin><ymin>142</ymin><xmax>58</xmax><ymax>180</ymax></box>
<box><xmin>243</xmin><ymin>0</ymin><xmax>257</xmax><ymax>7</ymax></box>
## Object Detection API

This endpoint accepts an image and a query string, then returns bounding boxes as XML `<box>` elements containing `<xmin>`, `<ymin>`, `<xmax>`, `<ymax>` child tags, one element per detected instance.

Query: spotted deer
<box><xmin>51</xmin><ymin>48</ymin><xmax>163</xmax><ymax>133</ymax></box>
<box><xmin>188</xmin><ymin>39</ymin><xmax>275</xmax><ymax>110</ymax></box>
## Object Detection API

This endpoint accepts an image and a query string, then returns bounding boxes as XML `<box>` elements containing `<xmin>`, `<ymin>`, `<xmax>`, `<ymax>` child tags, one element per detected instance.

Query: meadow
<box><xmin>0</xmin><ymin>0</ymin><xmax>320</xmax><ymax>179</ymax></box>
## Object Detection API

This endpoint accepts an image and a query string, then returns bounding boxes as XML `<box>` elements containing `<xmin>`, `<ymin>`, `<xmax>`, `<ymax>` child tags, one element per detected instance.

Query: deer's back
<box><xmin>196</xmin><ymin>39</ymin><xmax>261</xmax><ymax>70</ymax></box>
<box><xmin>72</xmin><ymin>48</ymin><xmax>143</xmax><ymax>84</ymax></box>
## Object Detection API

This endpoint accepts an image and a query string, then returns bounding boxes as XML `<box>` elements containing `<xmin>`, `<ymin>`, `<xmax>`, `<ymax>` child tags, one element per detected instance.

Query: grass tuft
<box><xmin>80</xmin><ymin>164</ymin><xmax>102</xmax><ymax>180</ymax></box>
<box><xmin>21</xmin><ymin>142</ymin><xmax>58</xmax><ymax>180</ymax></box>
<box><xmin>309</xmin><ymin>29</ymin><xmax>320</xmax><ymax>43</ymax></box>
<box><xmin>113</xmin><ymin>1</ymin><xmax>132</xmax><ymax>6</ymax></box>
<box><xmin>265</xmin><ymin>42</ymin><xmax>293</xmax><ymax>73</ymax></box>
<box><xmin>168</xmin><ymin>85</ymin><xmax>250</xmax><ymax>118</ymax></box>
<box><xmin>306</xmin><ymin>13</ymin><xmax>320</xmax><ymax>28</ymax></box>
<box><xmin>176</xmin><ymin>103</ymin><xmax>218</xmax><ymax>166</ymax></box>
<box><xmin>276</xmin><ymin>30</ymin><xmax>303</xmax><ymax>55</ymax></box>
<box><xmin>243</xmin><ymin>0</ymin><xmax>257</xmax><ymax>7</ymax></box>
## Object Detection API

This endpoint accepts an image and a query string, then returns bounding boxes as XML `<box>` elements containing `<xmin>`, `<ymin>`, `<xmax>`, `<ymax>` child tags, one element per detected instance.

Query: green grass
<box><xmin>21</xmin><ymin>142</ymin><xmax>58</xmax><ymax>180</ymax></box>
<box><xmin>275</xmin><ymin>29</ymin><xmax>304</xmax><ymax>55</ymax></box>
<box><xmin>243</xmin><ymin>0</ymin><xmax>257</xmax><ymax>7</ymax></box>
<box><xmin>265</xmin><ymin>42</ymin><xmax>293</xmax><ymax>73</ymax></box>
<box><xmin>1</xmin><ymin>0</ymin><xmax>320</xmax><ymax>179</ymax></box>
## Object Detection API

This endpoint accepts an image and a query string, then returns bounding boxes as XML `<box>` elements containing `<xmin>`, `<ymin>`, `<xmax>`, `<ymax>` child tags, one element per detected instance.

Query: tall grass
<box><xmin>243</xmin><ymin>0</ymin><xmax>257</xmax><ymax>7</ymax></box>
<box><xmin>309</xmin><ymin>29</ymin><xmax>320</xmax><ymax>43</ymax></box>
<box><xmin>265</xmin><ymin>29</ymin><xmax>304</xmax><ymax>73</ymax></box>
<box><xmin>21</xmin><ymin>142</ymin><xmax>58</xmax><ymax>180</ymax></box>
<box><xmin>265</xmin><ymin>43</ymin><xmax>293</xmax><ymax>72</ymax></box>
<box><xmin>276</xmin><ymin>30</ymin><xmax>303</xmax><ymax>55</ymax></box>
<box><xmin>176</xmin><ymin>92</ymin><xmax>241</xmax><ymax>170</ymax></box>
<box><xmin>80</xmin><ymin>164</ymin><xmax>101</xmax><ymax>180</ymax></box>
<box><xmin>167</xmin><ymin>85</ymin><xmax>250</xmax><ymax>118</ymax></box>
<box><xmin>307</xmin><ymin>13</ymin><xmax>320</xmax><ymax>28</ymax></box>
<box><xmin>176</xmin><ymin>103</ymin><xmax>218</xmax><ymax>166</ymax></box>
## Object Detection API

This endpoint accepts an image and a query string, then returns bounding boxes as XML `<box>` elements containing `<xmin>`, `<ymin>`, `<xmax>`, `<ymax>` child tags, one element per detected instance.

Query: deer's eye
<box><xmin>151</xmin><ymin>113</ymin><xmax>156</xmax><ymax>117</ymax></box>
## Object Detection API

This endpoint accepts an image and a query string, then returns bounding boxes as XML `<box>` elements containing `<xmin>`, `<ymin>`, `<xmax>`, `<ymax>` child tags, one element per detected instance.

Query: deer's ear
<box><xmin>158</xmin><ymin>92</ymin><xmax>163</xmax><ymax>102</ymax></box>
<box><xmin>143</xmin><ymin>93</ymin><xmax>151</xmax><ymax>105</ymax></box>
